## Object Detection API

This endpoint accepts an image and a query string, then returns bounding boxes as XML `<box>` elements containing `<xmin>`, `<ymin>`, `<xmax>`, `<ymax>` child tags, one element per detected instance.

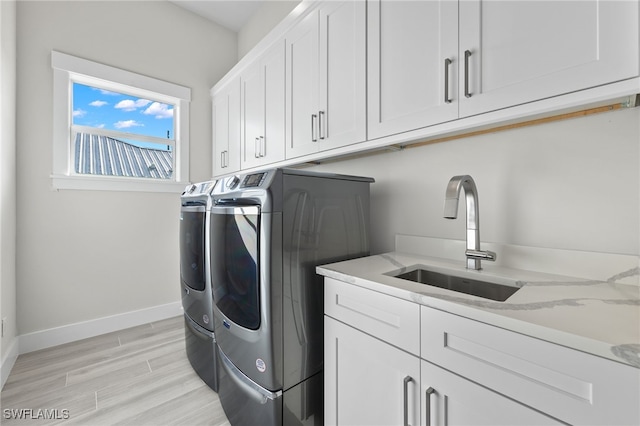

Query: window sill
<box><xmin>51</xmin><ymin>174</ymin><xmax>189</xmax><ymax>193</ymax></box>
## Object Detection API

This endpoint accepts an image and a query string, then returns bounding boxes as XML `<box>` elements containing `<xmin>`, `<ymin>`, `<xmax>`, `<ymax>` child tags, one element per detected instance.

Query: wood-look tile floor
<box><xmin>1</xmin><ymin>316</ymin><xmax>231</xmax><ymax>426</ymax></box>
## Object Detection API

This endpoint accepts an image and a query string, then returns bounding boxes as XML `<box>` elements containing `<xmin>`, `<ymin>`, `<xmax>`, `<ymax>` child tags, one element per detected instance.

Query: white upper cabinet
<box><xmin>368</xmin><ymin>0</ymin><xmax>459</xmax><ymax>140</ymax></box>
<box><xmin>240</xmin><ymin>41</ymin><xmax>286</xmax><ymax>169</ymax></box>
<box><xmin>285</xmin><ymin>10</ymin><xmax>319</xmax><ymax>159</ymax></box>
<box><xmin>318</xmin><ymin>0</ymin><xmax>367</xmax><ymax>150</ymax></box>
<box><xmin>286</xmin><ymin>0</ymin><xmax>366</xmax><ymax>159</ymax></box>
<box><xmin>458</xmin><ymin>0</ymin><xmax>640</xmax><ymax>117</ymax></box>
<box><xmin>212</xmin><ymin>77</ymin><xmax>240</xmax><ymax>176</ymax></box>
<box><xmin>368</xmin><ymin>0</ymin><xmax>639</xmax><ymax>139</ymax></box>
<box><xmin>212</xmin><ymin>0</ymin><xmax>639</xmax><ymax>170</ymax></box>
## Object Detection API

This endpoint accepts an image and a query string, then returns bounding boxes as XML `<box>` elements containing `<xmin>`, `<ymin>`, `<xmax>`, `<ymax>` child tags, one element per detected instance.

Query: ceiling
<box><xmin>169</xmin><ymin>0</ymin><xmax>265</xmax><ymax>32</ymax></box>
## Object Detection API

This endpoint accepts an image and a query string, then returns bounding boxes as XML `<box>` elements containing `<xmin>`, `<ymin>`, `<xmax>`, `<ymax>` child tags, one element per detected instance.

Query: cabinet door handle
<box><xmin>260</xmin><ymin>136</ymin><xmax>265</xmax><ymax>157</ymax></box>
<box><xmin>255</xmin><ymin>137</ymin><xmax>262</xmax><ymax>158</ymax></box>
<box><xmin>425</xmin><ymin>387</ymin><xmax>435</xmax><ymax>426</ymax></box>
<box><xmin>444</xmin><ymin>58</ymin><xmax>452</xmax><ymax>104</ymax></box>
<box><xmin>464</xmin><ymin>50</ymin><xmax>472</xmax><ymax>98</ymax></box>
<box><xmin>311</xmin><ymin>114</ymin><xmax>318</xmax><ymax>142</ymax></box>
<box><xmin>403</xmin><ymin>376</ymin><xmax>413</xmax><ymax>426</ymax></box>
<box><xmin>319</xmin><ymin>110</ymin><xmax>325</xmax><ymax>140</ymax></box>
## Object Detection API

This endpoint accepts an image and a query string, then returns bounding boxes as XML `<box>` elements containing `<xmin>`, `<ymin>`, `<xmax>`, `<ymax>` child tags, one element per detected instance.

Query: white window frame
<box><xmin>51</xmin><ymin>51</ymin><xmax>191</xmax><ymax>192</ymax></box>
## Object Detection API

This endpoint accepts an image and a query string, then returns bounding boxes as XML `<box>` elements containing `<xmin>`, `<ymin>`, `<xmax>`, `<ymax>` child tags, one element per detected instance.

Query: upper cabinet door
<box><xmin>240</xmin><ymin>61</ymin><xmax>263</xmax><ymax>169</ymax></box>
<box><xmin>285</xmin><ymin>11</ymin><xmax>320</xmax><ymax>159</ymax></box>
<box><xmin>262</xmin><ymin>41</ymin><xmax>286</xmax><ymax>165</ymax></box>
<box><xmin>318</xmin><ymin>0</ymin><xmax>367</xmax><ymax>150</ymax></box>
<box><xmin>286</xmin><ymin>1</ymin><xmax>367</xmax><ymax>159</ymax></box>
<box><xmin>459</xmin><ymin>0</ymin><xmax>640</xmax><ymax>117</ymax></box>
<box><xmin>368</xmin><ymin>0</ymin><xmax>459</xmax><ymax>140</ymax></box>
<box><xmin>241</xmin><ymin>41</ymin><xmax>286</xmax><ymax>170</ymax></box>
<box><xmin>212</xmin><ymin>78</ymin><xmax>240</xmax><ymax>177</ymax></box>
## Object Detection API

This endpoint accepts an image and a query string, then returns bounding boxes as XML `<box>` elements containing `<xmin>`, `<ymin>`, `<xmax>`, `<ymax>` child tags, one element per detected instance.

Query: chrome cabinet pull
<box><xmin>311</xmin><ymin>114</ymin><xmax>318</xmax><ymax>142</ymax></box>
<box><xmin>464</xmin><ymin>50</ymin><xmax>472</xmax><ymax>98</ymax></box>
<box><xmin>403</xmin><ymin>376</ymin><xmax>413</xmax><ymax>426</ymax></box>
<box><xmin>319</xmin><ymin>110</ymin><xmax>325</xmax><ymax>139</ymax></box>
<box><xmin>444</xmin><ymin>58</ymin><xmax>452</xmax><ymax>104</ymax></box>
<box><xmin>425</xmin><ymin>387</ymin><xmax>435</xmax><ymax>426</ymax></box>
<box><xmin>254</xmin><ymin>137</ymin><xmax>260</xmax><ymax>158</ymax></box>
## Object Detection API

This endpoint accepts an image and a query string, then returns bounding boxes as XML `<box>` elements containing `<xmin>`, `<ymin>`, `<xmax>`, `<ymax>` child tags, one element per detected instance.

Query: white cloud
<box><xmin>90</xmin><ymin>100</ymin><xmax>108</xmax><ymax>107</ymax></box>
<box><xmin>114</xmin><ymin>120</ymin><xmax>144</xmax><ymax>129</ymax></box>
<box><xmin>73</xmin><ymin>109</ymin><xmax>86</xmax><ymax>117</ymax></box>
<box><xmin>143</xmin><ymin>102</ymin><xmax>174</xmax><ymax>119</ymax></box>
<box><xmin>97</xmin><ymin>89</ymin><xmax>120</xmax><ymax>96</ymax></box>
<box><xmin>115</xmin><ymin>99</ymin><xmax>152</xmax><ymax>112</ymax></box>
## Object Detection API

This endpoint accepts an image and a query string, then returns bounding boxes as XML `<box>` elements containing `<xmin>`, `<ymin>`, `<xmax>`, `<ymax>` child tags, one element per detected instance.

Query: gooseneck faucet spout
<box><xmin>443</xmin><ymin>175</ymin><xmax>496</xmax><ymax>270</ymax></box>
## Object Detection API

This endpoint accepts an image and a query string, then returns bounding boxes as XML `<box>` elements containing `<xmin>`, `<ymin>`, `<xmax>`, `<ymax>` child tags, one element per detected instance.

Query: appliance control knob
<box><xmin>226</xmin><ymin>176</ymin><xmax>240</xmax><ymax>190</ymax></box>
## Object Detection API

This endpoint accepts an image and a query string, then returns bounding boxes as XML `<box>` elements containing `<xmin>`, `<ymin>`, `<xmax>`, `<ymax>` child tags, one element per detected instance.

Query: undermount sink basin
<box><xmin>390</xmin><ymin>267</ymin><xmax>521</xmax><ymax>302</ymax></box>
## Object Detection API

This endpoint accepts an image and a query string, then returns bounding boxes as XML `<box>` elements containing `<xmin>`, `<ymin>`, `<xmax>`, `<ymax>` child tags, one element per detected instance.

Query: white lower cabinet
<box><xmin>421</xmin><ymin>306</ymin><xmax>640</xmax><ymax>426</ymax></box>
<box><xmin>420</xmin><ymin>360</ymin><xmax>561</xmax><ymax>426</ymax></box>
<box><xmin>324</xmin><ymin>277</ymin><xmax>640</xmax><ymax>426</ymax></box>
<box><xmin>324</xmin><ymin>316</ymin><xmax>420</xmax><ymax>426</ymax></box>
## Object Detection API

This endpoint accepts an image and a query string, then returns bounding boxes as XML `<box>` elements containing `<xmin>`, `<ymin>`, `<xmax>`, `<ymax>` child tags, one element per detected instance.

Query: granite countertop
<box><xmin>316</xmin><ymin>251</ymin><xmax>640</xmax><ymax>369</ymax></box>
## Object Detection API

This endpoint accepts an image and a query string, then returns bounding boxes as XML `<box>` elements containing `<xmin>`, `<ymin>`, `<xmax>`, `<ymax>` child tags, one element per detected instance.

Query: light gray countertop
<box><xmin>317</xmin><ymin>251</ymin><xmax>640</xmax><ymax>369</ymax></box>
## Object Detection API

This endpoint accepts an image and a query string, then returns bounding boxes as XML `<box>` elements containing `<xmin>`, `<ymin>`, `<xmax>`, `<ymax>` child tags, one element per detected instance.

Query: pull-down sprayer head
<box><xmin>443</xmin><ymin>175</ymin><xmax>495</xmax><ymax>270</ymax></box>
<box><xmin>443</xmin><ymin>175</ymin><xmax>478</xmax><ymax>224</ymax></box>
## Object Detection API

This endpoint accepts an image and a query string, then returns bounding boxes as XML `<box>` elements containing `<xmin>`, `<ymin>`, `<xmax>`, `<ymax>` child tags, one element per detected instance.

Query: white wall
<box><xmin>1</xmin><ymin>0</ymin><xmax>17</xmax><ymax>372</ymax></box>
<box><xmin>15</xmin><ymin>1</ymin><xmax>237</xmax><ymax>336</ymax></box>
<box><xmin>237</xmin><ymin>0</ymin><xmax>300</xmax><ymax>59</ymax></box>
<box><xmin>308</xmin><ymin>107</ymin><xmax>640</xmax><ymax>257</ymax></box>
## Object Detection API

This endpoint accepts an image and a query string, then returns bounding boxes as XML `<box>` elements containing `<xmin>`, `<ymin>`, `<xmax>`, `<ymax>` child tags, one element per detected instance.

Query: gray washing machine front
<box><xmin>210</xmin><ymin>169</ymin><xmax>373</xmax><ymax>425</ymax></box>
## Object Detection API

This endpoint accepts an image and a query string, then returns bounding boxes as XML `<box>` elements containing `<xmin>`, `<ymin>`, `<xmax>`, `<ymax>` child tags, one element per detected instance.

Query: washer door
<box><xmin>210</xmin><ymin>205</ymin><xmax>261</xmax><ymax>330</ymax></box>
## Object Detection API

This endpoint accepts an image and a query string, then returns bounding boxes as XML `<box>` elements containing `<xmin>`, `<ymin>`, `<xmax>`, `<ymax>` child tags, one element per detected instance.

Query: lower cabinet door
<box><xmin>325</xmin><ymin>316</ymin><xmax>420</xmax><ymax>426</ymax></box>
<box><xmin>421</xmin><ymin>360</ymin><xmax>563</xmax><ymax>426</ymax></box>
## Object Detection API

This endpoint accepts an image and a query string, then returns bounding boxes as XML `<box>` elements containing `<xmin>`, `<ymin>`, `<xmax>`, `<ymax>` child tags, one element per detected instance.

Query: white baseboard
<box><xmin>18</xmin><ymin>301</ymin><xmax>183</xmax><ymax>355</ymax></box>
<box><xmin>1</xmin><ymin>337</ymin><xmax>19</xmax><ymax>390</ymax></box>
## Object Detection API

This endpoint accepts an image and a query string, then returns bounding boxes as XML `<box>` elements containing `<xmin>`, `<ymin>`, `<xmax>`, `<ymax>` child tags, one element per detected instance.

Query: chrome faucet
<box><xmin>443</xmin><ymin>175</ymin><xmax>496</xmax><ymax>270</ymax></box>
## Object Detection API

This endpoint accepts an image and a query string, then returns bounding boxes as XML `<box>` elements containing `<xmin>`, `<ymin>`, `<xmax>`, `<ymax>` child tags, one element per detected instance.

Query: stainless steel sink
<box><xmin>391</xmin><ymin>267</ymin><xmax>520</xmax><ymax>302</ymax></box>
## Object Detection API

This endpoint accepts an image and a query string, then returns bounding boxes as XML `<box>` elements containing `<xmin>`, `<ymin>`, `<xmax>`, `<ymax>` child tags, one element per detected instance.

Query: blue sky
<box><xmin>72</xmin><ymin>83</ymin><xmax>175</xmax><ymax>143</ymax></box>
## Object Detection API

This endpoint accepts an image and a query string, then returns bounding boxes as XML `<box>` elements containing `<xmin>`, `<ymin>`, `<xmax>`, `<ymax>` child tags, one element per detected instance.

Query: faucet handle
<box><xmin>465</xmin><ymin>249</ymin><xmax>497</xmax><ymax>262</ymax></box>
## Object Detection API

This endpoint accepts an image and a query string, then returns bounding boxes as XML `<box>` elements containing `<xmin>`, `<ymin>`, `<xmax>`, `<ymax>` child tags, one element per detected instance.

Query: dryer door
<box><xmin>180</xmin><ymin>203</ymin><xmax>207</xmax><ymax>291</ymax></box>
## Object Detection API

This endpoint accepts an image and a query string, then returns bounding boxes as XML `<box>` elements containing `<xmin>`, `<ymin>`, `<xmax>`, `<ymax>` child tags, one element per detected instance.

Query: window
<box><xmin>51</xmin><ymin>51</ymin><xmax>191</xmax><ymax>192</ymax></box>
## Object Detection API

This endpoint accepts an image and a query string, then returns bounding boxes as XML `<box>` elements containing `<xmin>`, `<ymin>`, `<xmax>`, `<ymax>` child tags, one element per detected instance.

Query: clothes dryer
<box><xmin>180</xmin><ymin>180</ymin><xmax>218</xmax><ymax>392</ymax></box>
